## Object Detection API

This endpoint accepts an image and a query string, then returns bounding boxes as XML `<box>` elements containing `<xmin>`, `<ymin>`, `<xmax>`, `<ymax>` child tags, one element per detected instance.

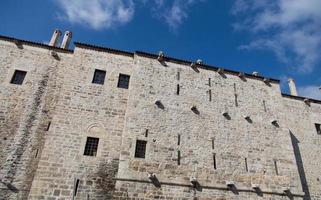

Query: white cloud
<box><xmin>56</xmin><ymin>0</ymin><xmax>134</xmax><ymax>30</ymax></box>
<box><xmin>298</xmin><ymin>85</ymin><xmax>321</xmax><ymax>100</ymax></box>
<box><xmin>232</xmin><ymin>0</ymin><xmax>321</xmax><ymax>73</ymax></box>
<box><xmin>55</xmin><ymin>0</ymin><xmax>205</xmax><ymax>31</ymax></box>
<box><xmin>151</xmin><ymin>0</ymin><xmax>206</xmax><ymax>31</ymax></box>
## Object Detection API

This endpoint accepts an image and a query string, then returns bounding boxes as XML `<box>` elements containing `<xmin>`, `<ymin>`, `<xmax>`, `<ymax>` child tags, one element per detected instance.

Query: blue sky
<box><xmin>1</xmin><ymin>0</ymin><xmax>320</xmax><ymax>99</ymax></box>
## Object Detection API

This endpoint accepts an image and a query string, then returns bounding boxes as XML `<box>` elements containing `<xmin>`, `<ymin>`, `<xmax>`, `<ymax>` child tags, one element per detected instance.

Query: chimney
<box><xmin>288</xmin><ymin>78</ymin><xmax>298</xmax><ymax>96</ymax></box>
<box><xmin>49</xmin><ymin>29</ymin><xmax>62</xmax><ymax>47</ymax></box>
<box><xmin>60</xmin><ymin>31</ymin><xmax>72</xmax><ymax>49</ymax></box>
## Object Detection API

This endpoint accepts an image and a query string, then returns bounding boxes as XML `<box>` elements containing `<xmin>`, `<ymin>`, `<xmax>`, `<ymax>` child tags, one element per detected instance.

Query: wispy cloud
<box><xmin>232</xmin><ymin>0</ymin><xmax>321</xmax><ymax>73</ymax></box>
<box><xmin>55</xmin><ymin>0</ymin><xmax>205</xmax><ymax>31</ymax></box>
<box><xmin>153</xmin><ymin>0</ymin><xmax>206</xmax><ymax>31</ymax></box>
<box><xmin>298</xmin><ymin>85</ymin><xmax>321</xmax><ymax>100</ymax></box>
<box><xmin>56</xmin><ymin>0</ymin><xmax>134</xmax><ymax>30</ymax></box>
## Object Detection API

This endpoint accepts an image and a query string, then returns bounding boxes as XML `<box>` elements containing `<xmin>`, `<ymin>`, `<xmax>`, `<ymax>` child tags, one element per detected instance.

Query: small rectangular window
<box><xmin>92</xmin><ymin>69</ymin><xmax>106</xmax><ymax>85</ymax></box>
<box><xmin>84</xmin><ymin>137</ymin><xmax>99</xmax><ymax>156</ymax></box>
<box><xmin>135</xmin><ymin>140</ymin><xmax>147</xmax><ymax>158</ymax></box>
<box><xmin>315</xmin><ymin>123</ymin><xmax>321</xmax><ymax>135</ymax></box>
<box><xmin>117</xmin><ymin>74</ymin><xmax>130</xmax><ymax>89</ymax></box>
<box><xmin>177</xmin><ymin>150</ymin><xmax>181</xmax><ymax>165</ymax></box>
<box><xmin>10</xmin><ymin>70</ymin><xmax>27</xmax><ymax>85</ymax></box>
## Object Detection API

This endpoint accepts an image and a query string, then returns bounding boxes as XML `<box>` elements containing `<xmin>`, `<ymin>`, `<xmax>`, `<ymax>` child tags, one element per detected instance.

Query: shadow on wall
<box><xmin>290</xmin><ymin>131</ymin><xmax>311</xmax><ymax>200</ymax></box>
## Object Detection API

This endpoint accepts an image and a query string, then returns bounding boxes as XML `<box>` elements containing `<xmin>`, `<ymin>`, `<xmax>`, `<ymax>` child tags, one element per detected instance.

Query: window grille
<box><xmin>84</xmin><ymin>137</ymin><xmax>99</xmax><ymax>156</ymax></box>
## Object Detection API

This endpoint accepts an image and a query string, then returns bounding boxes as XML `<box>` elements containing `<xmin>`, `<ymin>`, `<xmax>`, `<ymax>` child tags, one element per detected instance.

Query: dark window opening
<box><xmin>84</xmin><ymin>137</ymin><xmax>99</xmax><ymax>156</ymax></box>
<box><xmin>176</xmin><ymin>84</ymin><xmax>180</xmax><ymax>95</ymax></box>
<box><xmin>73</xmin><ymin>179</ymin><xmax>80</xmax><ymax>197</ymax></box>
<box><xmin>92</xmin><ymin>69</ymin><xmax>106</xmax><ymax>85</ymax></box>
<box><xmin>10</xmin><ymin>70</ymin><xmax>27</xmax><ymax>85</ymax></box>
<box><xmin>208</xmin><ymin>78</ymin><xmax>211</xmax><ymax>87</ymax></box>
<box><xmin>213</xmin><ymin>153</ymin><xmax>217</xmax><ymax>170</ymax></box>
<box><xmin>145</xmin><ymin>129</ymin><xmax>148</xmax><ymax>137</ymax></box>
<box><xmin>178</xmin><ymin>134</ymin><xmax>181</xmax><ymax>145</ymax></box>
<box><xmin>211</xmin><ymin>138</ymin><xmax>215</xmax><ymax>149</ymax></box>
<box><xmin>245</xmin><ymin>158</ymin><xmax>248</xmax><ymax>172</ymax></box>
<box><xmin>135</xmin><ymin>140</ymin><xmax>147</xmax><ymax>158</ymax></box>
<box><xmin>177</xmin><ymin>71</ymin><xmax>180</xmax><ymax>81</ymax></box>
<box><xmin>117</xmin><ymin>74</ymin><xmax>130</xmax><ymax>89</ymax></box>
<box><xmin>315</xmin><ymin>123</ymin><xmax>321</xmax><ymax>135</ymax></box>
<box><xmin>177</xmin><ymin>150</ymin><xmax>181</xmax><ymax>165</ymax></box>
<box><xmin>209</xmin><ymin>90</ymin><xmax>212</xmax><ymax>101</ymax></box>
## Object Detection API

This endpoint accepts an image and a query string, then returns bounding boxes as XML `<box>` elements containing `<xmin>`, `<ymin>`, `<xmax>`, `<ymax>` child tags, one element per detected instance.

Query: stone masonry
<box><xmin>0</xmin><ymin>31</ymin><xmax>321</xmax><ymax>200</ymax></box>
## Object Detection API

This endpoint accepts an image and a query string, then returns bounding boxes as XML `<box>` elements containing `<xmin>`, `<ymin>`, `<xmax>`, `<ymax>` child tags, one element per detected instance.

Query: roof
<box><xmin>0</xmin><ymin>35</ymin><xmax>73</xmax><ymax>53</ymax></box>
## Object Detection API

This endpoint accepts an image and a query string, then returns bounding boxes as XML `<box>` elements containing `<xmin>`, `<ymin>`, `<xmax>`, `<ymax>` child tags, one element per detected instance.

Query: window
<box><xmin>92</xmin><ymin>69</ymin><xmax>106</xmax><ymax>85</ymax></box>
<box><xmin>117</xmin><ymin>74</ymin><xmax>130</xmax><ymax>89</ymax></box>
<box><xmin>84</xmin><ymin>137</ymin><xmax>99</xmax><ymax>156</ymax></box>
<box><xmin>134</xmin><ymin>140</ymin><xmax>147</xmax><ymax>158</ymax></box>
<box><xmin>10</xmin><ymin>70</ymin><xmax>27</xmax><ymax>85</ymax></box>
<box><xmin>315</xmin><ymin>123</ymin><xmax>321</xmax><ymax>135</ymax></box>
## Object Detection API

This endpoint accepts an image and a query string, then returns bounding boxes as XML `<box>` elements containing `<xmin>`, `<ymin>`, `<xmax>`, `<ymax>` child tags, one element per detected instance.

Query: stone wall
<box><xmin>0</xmin><ymin>36</ymin><xmax>320</xmax><ymax>199</ymax></box>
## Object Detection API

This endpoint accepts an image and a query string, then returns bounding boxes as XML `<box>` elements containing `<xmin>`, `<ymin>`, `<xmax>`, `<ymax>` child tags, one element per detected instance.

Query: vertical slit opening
<box><xmin>274</xmin><ymin>160</ymin><xmax>279</xmax><ymax>175</ymax></box>
<box><xmin>208</xmin><ymin>78</ymin><xmax>211</xmax><ymax>87</ymax></box>
<box><xmin>209</xmin><ymin>90</ymin><xmax>212</xmax><ymax>101</ymax></box>
<box><xmin>46</xmin><ymin>122</ymin><xmax>51</xmax><ymax>131</ymax></box>
<box><xmin>177</xmin><ymin>71</ymin><xmax>180</xmax><ymax>81</ymax></box>
<box><xmin>234</xmin><ymin>83</ymin><xmax>238</xmax><ymax>107</ymax></box>
<box><xmin>263</xmin><ymin>100</ymin><xmax>267</xmax><ymax>112</ymax></box>
<box><xmin>145</xmin><ymin>129</ymin><xmax>148</xmax><ymax>137</ymax></box>
<box><xmin>35</xmin><ymin>149</ymin><xmax>39</xmax><ymax>158</ymax></box>
<box><xmin>211</xmin><ymin>138</ymin><xmax>214</xmax><ymax>149</ymax></box>
<box><xmin>74</xmin><ymin>179</ymin><xmax>80</xmax><ymax>197</ymax></box>
<box><xmin>213</xmin><ymin>153</ymin><xmax>216</xmax><ymax>170</ymax></box>
<box><xmin>177</xmin><ymin>150</ymin><xmax>181</xmax><ymax>165</ymax></box>
<box><xmin>177</xmin><ymin>134</ymin><xmax>180</xmax><ymax>146</ymax></box>
<box><xmin>176</xmin><ymin>84</ymin><xmax>180</xmax><ymax>95</ymax></box>
<box><xmin>245</xmin><ymin>158</ymin><xmax>248</xmax><ymax>172</ymax></box>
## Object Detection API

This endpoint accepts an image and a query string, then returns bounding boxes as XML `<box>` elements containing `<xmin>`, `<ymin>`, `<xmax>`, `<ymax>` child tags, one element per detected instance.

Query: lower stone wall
<box><xmin>113</xmin><ymin>180</ymin><xmax>304</xmax><ymax>200</ymax></box>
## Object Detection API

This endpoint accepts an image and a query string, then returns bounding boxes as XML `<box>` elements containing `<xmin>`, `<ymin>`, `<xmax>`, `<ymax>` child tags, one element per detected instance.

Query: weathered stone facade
<box><xmin>0</xmin><ymin>33</ymin><xmax>320</xmax><ymax>200</ymax></box>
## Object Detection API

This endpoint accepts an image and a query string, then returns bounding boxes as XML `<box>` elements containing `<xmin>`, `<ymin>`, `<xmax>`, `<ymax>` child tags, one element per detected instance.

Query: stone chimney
<box><xmin>49</xmin><ymin>29</ymin><xmax>62</xmax><ymax>47</ymax></box>
<box><xmin>60</xmin><ymin>31</ymin><xmax>72</xmax><ymax>49</ymax></box>
<box><xmin>288</xmin><ymin>78</ymin><xmax>298</xmax><ymax>96</ymax></box>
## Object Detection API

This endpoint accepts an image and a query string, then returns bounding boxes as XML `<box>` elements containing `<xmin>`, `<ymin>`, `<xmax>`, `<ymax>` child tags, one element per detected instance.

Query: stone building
<box><xmin>0</xmin><ymin>30</ymin><xmax>321</xmax><ymax>200</ymax></box>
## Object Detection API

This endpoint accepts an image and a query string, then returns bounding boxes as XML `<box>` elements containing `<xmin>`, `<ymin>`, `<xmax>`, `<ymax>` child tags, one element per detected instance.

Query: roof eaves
<box><xmin>282</xmin><ymin>93</ymin><xmax>321</xmax><ymax>104</ymax></box>
<box><xmin>0</xmin><ymin>35</ymin><xmax>74</xmax><ymax>53</ymax></box>
<box><xmin>74</xmin><ymin>42</ymin><xmax>134</xmax><ymax>57</ymax></box>
<box><xmin>135</xmin><ymin>51</ymin><xmax>280</xmax><ymax>83</ymax></box>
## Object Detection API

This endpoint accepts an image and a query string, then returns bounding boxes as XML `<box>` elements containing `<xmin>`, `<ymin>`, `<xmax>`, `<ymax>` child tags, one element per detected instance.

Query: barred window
<box><xmin>84</xmin><ymin>137</ymin><xmax>99</xmax><ymax>156</ymax></box>
<box><xmin>134</xmin><ymin>140</ymin><xmax>147</xmax><ymax>158</ymax></box>
<box><xmin>315</xmin><ymin>123</ymin><xmax>321</xmax><ymax>135</ymax></box>
<box><xmin>10</xmin><ymin>70</ymin><xmax>27</xmax><ymax>85</ymax></box>
<box><xmin>92</xmin><ymin>69</ymin><xmax>106</xmax><ymax>85</ymax></box>
<box><xmin>117</xmin><ymin>74</ymin><xmax>130</xmax><ymax>89</ymax></box>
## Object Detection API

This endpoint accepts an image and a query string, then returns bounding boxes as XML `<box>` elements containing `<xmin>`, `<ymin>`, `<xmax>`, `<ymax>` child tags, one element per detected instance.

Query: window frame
<box><xmin>134</xmin><ymin>140</ymin><xmax>147</xmax><ymax>158</ymax></box>
<box><xmin>117</xmin><ymin>73</ymin><xmax>130</xmax><ymax>89</ymax></box>
<box><xmin>10</xmin><ymin>70</ymin><xmax>27</xmax><ymax>85</ymax></box>
<box><xmin>92</xmin><ymin>69</ymin><xmax>106</xmax><ymax>85</ymax></box>
<box><xmin>83</xmin><ymin>137</ymin><xmax>99</xmax><ymax>156</ymax></box>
